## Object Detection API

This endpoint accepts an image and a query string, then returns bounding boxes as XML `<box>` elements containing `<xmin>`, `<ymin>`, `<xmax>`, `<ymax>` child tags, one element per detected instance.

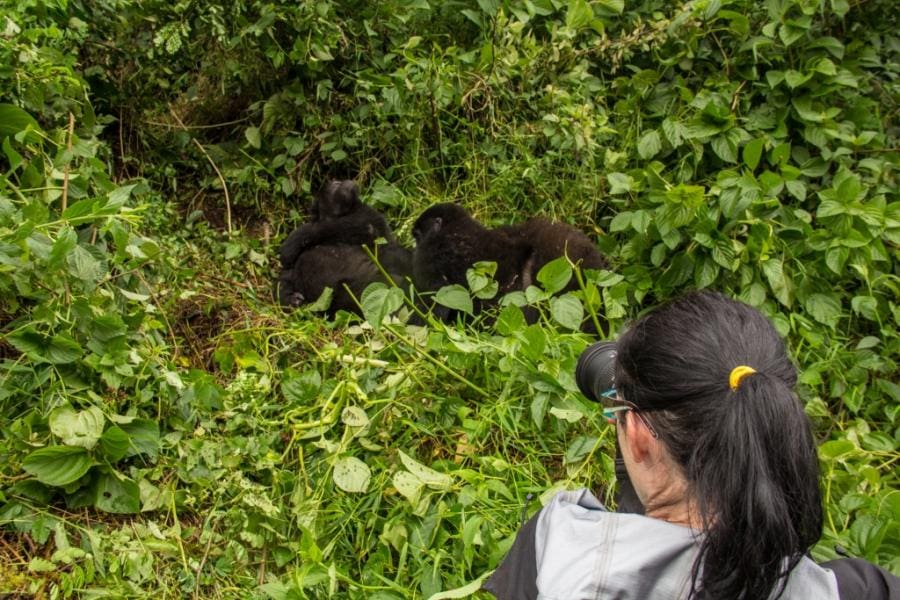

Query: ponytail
<box><xmin>615</xmin><ymin>291</ymin><xmax>823</xmax><ymax>600</ymax></box>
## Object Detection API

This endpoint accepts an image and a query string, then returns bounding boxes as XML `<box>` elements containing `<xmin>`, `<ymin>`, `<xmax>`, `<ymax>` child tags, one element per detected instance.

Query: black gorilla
<box><xmin>500</xmin><ymin>217</ymin><xmax>609</xmax><ymax>291</ymax></box>
<box><xmin>277</xmin><ymin>180</ymin><xmax>411</xmax><ymax>315</ymax></box>
<box><xmin>411</xmin><ymin>203</ymin><xmax>532</xmax><ymax>319</ymax></box>
<box><xmin>278</xmin><ymin>243</ymin><xmax>412</xmax><ymax>314</ymax></box>
<box><xmin>279</xmin><ymin>180</ymin><xmax>395</xmax><ymax>269</ymax></box>
<box><xmin>412</xmin><ymin>203</ymin><xmax>609</xmax><ymax>326</ymax></box>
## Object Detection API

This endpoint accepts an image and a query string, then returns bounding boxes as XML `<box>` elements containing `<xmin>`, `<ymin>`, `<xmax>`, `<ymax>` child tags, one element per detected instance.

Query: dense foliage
<box><xmin>1</xmin><ymin>0</ymin><xmax>897</xmax><ymax>597</ymax></box>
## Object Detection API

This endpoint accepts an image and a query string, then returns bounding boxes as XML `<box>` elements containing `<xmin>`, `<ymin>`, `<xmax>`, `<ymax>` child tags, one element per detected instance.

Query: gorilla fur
<box><xmin>277</xmin><ymin>180</ymin><xmax>411</xmax><ymax>315</ymax></box>
<box><xmin>411</xmin><ymin>203</ymin><xmax>532</xmax><ymax>318</ymax></box>
<box><xmin>499</xmin><ymin>217</ymin><xmax>609</xmax><ymax>292</ymax></box>
<box><xmin>279</xmin><ymin>180</ymin><xmax>394</xmax><ymax>269</ymax></box>
<box><xmin>278</xmin><ymin>243</ymin><xmax>412</xmax><ymax>315</ymax></box>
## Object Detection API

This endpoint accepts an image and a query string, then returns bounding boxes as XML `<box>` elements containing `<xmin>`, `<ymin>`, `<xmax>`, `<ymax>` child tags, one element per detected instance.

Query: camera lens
<box><xmin>575</xmin><ymin>341</ymin><xmax>618</xmax><ymax>402</ymax></box>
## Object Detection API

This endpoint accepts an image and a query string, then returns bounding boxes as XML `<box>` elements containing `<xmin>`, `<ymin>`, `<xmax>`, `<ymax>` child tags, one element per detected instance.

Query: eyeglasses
<box><xmin>598</xmin><ymin>388</ymin><xmax>659</xmax><ymax>439</ymax></box>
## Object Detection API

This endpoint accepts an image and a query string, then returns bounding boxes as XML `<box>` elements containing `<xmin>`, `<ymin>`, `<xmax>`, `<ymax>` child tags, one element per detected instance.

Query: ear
<box><xmin>622</xmin><ymin>411</ymin><xmax>655</xmax><ymax>463</ymax></box>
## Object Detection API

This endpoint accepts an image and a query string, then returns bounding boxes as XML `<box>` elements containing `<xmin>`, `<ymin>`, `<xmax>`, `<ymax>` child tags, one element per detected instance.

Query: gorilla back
<box><xmin>278</xmin><ymin>244</ymin><xmax>412</xmax><ymax>316</ymax></box>
<box><xmin>411</xmin><ymin>203</ymin><xmax>532</xmax><ymax>320</ymax></box>
<box><xmin>279</xmin><ymin>180</ymin><xmax>394</xmax><ymax>269</ymax></box>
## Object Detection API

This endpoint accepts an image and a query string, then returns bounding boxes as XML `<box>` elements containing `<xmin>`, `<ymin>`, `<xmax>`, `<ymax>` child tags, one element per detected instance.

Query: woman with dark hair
<box><xmin>485</xmin><ymin>290</ymin><xmax>898</xmax><ymax>599</ymax></box>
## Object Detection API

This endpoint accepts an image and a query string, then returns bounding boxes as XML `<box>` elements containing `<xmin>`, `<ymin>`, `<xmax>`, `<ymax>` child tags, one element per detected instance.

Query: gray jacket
<box><xmin>486</xmin><ymin>489</ymin><xmax>843</xmax><ymax>600</ymax></box>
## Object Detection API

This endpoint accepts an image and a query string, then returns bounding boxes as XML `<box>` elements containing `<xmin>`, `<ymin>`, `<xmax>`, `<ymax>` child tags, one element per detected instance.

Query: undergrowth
<box><xmin>1</xmin><ymin>0</ymin><xmax>898</xmax><ymax>597</ymax></box>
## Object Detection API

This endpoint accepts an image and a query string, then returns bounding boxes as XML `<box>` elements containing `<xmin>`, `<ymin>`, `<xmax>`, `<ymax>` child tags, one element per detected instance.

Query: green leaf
<box><xmin>99</xmin><ymin>426</ymin><xmax>130</xmax><ymax>462</ymax></box>
<box><xmin>466</xmin><ymin>261</ymin><xmax>499</xmax><ymax>299</ymax></box>
<box><xmin>332</xmin><ymin>457</ymin><xmax>371</xmax><ymax>493</ymax></box>
<box><xmin>819</xmin><ymin>439</ymin><xmax>854</xmax><ymax>460</ymax></box>
<box><xmin>119</xmin><ymin>419</ymin><xmax>160</xmax><ymax>459</ymax></box>
<box><xmin>48</xmin><ymin>406</ymin><xmax>105</xmax><ymax>450</ymax></box>
<box><xmin>7</xmin><ymin>329</ymin><xmax>83</xmax><ymax>365</ymax></box>
<box><xmin>49</xmin><ymin>228</ymin><xmax>78</xmax><ymax>268</ymax></box>
<box><xmin>0</xmin><ymin>104</ymin><xmax>43</xmax><ymax>143</ymax></box>
<box><xmin>565</xmin><ymin>436</ymin><xmax>598</xmax><ymax>464</ymax></box>
<box><xmin>28</xmin><ymin>557</ymin><xmax>57</xmax><ymax>573</ymax></box>
<box><xmin>637</xmin><ymin>130</ymin><xmax>662</xmax><ymax>159</ymax></box>
<box><xmin>762</xmin><ymin>259</ymin><xmax>793</xmax><ymax>307</ymax></box>
<box><xmin>565</xmin><ymin>0</ymin><xmax>593</xmax><ymax>30</ymax></box>
<box><xmin>434</xmin><ymin>285</ymin><xmax>473</xmax><ymax>315</ymax></box>
<box><xmin>94</xmin><ymin>472</ymin><xmax>141</xmax><ymax>514</ymax></box>
<box><xmin>495</xmin><ymin>305</ymin><xmax>526</xmax><ymax>336</ymax></box>
<box><xmin>549</xmin><ymin>295</ymin><xmax>583</xmax><ymax>330</ymax></box>
<box><xmin>360</xmin><ymin>282</ymin><xmax>405</xmax><ymax>327</ymax></box>
<box><xmin>743</xmin><ymin>138</ymin><xmax>764</xmax><ymax>171</ymax></box>
<box><xmin>245</xmin><ymin>126</ymin><xmax>262</xmax><ymax>149</ymax></box>
<box><xmin>536</xmin><ymin>257</ymin><xmax>572</xmax><ymax>294</ymax></box>
<box><xmin>426</xmin><ymin>571</ymin><xmax>494</xmax><ymax>600</ymax></box>
<box><xmin>607</xmin><ymin>172</ymin><xmax>633</xmax><ymax>194</ymax></box>
<box><xmin>851</xmin><ymin>296</ymin><xmax>878</xmax><ymax>321</ymax></box>
<box><xmin>67</xmin><ymin>245</ymin><xmax>106</xmax><ymax>285</ymax></box>
<box><xmin>23</xmin><ymin>446</ymin><xmax>92</xmax><ymax>487</ymax></box>
<box><xmin>805</xmin><ymin>293</ymin><xmax>841</xmax><ymax>327</ymax></box>
<box><xmin>392</xmin><ymin>470</ymin><xmax>424</xmax><ymax>506</ymax></box>
<box><xmin>341</xmin><ymin>406</ymin><xmax>370</xmax><ymax>428</ymax></box>
<box><xmin>398</xmin><ymin>450</ymin><xmax>453</xmax><ymax>490</ymax></box>
<box><xmin>609</xmin><ymin>211</ymin><xmax>632</xmax><ymax>232</ymax></box>
<box><xmin>849</xmin><ymin>515</ymin><xmax>888</xmax><ymax>560</ymax></box>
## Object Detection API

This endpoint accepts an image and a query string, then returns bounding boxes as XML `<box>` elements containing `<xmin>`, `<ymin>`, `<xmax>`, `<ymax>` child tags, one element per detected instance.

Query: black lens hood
<box><xmin>575</xmin><ymin>341</ymin><xmax>618</xmax><ymax>402</ymax></box>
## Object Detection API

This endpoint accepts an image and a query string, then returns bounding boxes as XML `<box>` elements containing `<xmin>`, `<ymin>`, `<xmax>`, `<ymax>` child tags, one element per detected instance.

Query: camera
<box><xmin>575</xmin><ymin>341</ymin><xmax>617</xmax><ymax>402</ymax></box>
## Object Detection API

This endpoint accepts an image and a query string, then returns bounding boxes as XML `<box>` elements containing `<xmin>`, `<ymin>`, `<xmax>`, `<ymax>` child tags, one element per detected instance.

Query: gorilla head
<box><xmin>312</xmin><ymin>180</ymin><xmax>361</xmax><ymax>221</ymax></box>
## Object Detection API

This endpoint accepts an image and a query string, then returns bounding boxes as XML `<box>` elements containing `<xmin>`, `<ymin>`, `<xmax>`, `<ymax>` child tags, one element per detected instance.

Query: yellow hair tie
<box><xmin>729</xmin><ymin>365</ymin><xmax>757</xmax><ymax>391</ymax></box>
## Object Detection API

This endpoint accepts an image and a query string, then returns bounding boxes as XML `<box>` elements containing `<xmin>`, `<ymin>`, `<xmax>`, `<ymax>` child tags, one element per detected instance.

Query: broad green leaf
<box><xmin>360</xmin><ymin>282</ymin><xmax>405</xmax><ymax>326</ymax></box>
<box><xmin>245</xmin><ymin>126</ymin><xmax>262</xmax><ymax>149</ymax></box>
<box><xmin>99</xmin><ymin>426</ymin><xmax>130</xmax><ymax>462</ymax></box>
<box><xmin>762</xmin><ymin>259</ymin><xmax>793</xmax><ymax>307</ymax></box>
<box><xmin>341</xmin><ymin>406</ymin><xmax>369</xmax><ymax>428</ymax></box>
<box><xmin>119</xmin><ymin>419</ymin><xmax>160</xmax><ymax>459</ymax></box>
<box><xmin>433</xmin><ymin>285</ymin><xmax>473</xmax><ymax>315</ymax></box>
<box><xmin>392</xmin><ymin>470</ymin><xmax>424</xmax><ymax>506</ymax></box>
<box><xmin>67</xmin><ymin>245</ymin><xmax>106</xmax><ymax>285</ymax></box>
<box><xmin>7</xmin><ymin>329</ymin><xmax>83</xmax><ymax>365</ymax></box>
<box><xmin>333</xmin><ymin>456</ymin><xmax>371</xmax><ymax>493</ymax></box>
<box><xmin>565</xmin><ymin>0</ymin><xmax>593</xmax><ymax>30</ymax></box>
<box><xmin>49</xmin><ymin>406</ymin><xmax>105</xmax><ymax>449</ymax></box>
<box><xmin>282</xmin><ymin>370</ymin><xmax>322</xmax><ymax>404</ymax></box>
<box><xmin>805</xmin><ymin>293</ymin><xmax>842</xmax><ymax>327</ymax></box>
<box><xmin>398</xmin><ymin>450</ymin><xmax>453</xmax><ymax>490</ymax></box>
<box><xmin>94</xmin><ymin>472</ymin><xmax>141</xmax><ymax>514</ymax></box>
<box><xmin>607</xmin><ymin>172</ymin><xmax>633</xmax><ymax>194</ymax></box>
<box><xmin>466</xmin><ymin>261</ymin><xmax>499</xmax><ymax>299</ymax></box>
<box><xmin>49</xmin><ymin>228</ymin><xmax>78</xmax><ymax>268</ymax></box>
<box><xmin>565</xmin><ymin>436</ymin><xmax>598</xmax><ymax>464</ymax></box>
<box><xmin>743</xmin><ymin>138</ymin><xmax>764</xmax><ymax>171</ymax></box>
<box><xmin>0</xmin><ymin>104</ymin><xmax>42</xmax><ymax>143</ymax></box>
<box><xmin>609</xmin><ymin>211</ymin><xmax>632</xmax><ymax>232</ymax></box>
<box><xmin>849</xmin><ymin>515</ymin><xmax>888</xmax><ymax>560</ymax></box>
<box><xmin>549</xmin><ymin>295</ymin><xmax>583</xmax><ymax>330</ymax></box>
<box><xmin>494</xmin><ymin>304</ymin><xmax>526</xmax><ymax>336</ymax></box>
<box><xmin>536</xmin><ymin>257</ymin><xmax>572</xmax><ymax>294</ymax></box>
<box><xmin>23</xmin><ymin>446</ymin><xmax>92</xmax><ymax>487</ymax></box>
<box><xmin>637</xmin><ymin>130</ymin><xmax>661</xmax><ymax>159</ymax></box>
<box><xmin>819</xmin><ymin>439</ymin><xmax>855</xmax><ymax>460</ymax></box>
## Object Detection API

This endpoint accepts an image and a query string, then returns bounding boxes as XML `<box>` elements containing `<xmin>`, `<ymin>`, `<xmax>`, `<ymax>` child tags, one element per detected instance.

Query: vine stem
<box><xmin>61</xmin><ymin>111</ymin><xmax>74</xmax><ymax>212</ymax></box>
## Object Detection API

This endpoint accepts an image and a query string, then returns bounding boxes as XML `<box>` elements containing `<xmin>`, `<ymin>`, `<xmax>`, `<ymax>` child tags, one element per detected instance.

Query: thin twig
<box><xmin>146</xmin><ymin>116</ymin><xmax>250</xmax><ymax>130</ymax></box>
<box><xmin>168</xmin><ymin>106</ymin><xmax>233</xmax><ymax>234</ymax></box>
<box><xmin>193</xmin><ymin>533</ymin><xmax>215</xmax><ymax>600</ymax></box>
<box><xmin>61</xmin><ymin>112</ymin><xmax>75</xmax><ymax>212</ymax></box>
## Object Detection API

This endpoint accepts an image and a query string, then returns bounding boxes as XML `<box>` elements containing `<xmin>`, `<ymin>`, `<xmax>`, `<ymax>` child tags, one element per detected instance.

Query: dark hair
<box><xmin>614</xmin><ymin>291</ymin><xmax>822</xmax><ymax>600</ymax></box>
